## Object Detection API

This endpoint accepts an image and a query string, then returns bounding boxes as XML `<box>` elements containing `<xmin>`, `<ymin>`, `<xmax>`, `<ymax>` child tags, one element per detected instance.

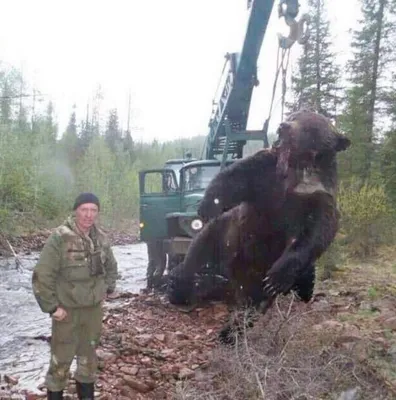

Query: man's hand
<box><xmin>52</xmin><ymin>307</ymin><xmax>67</xmax><ymax>321</ymax></box>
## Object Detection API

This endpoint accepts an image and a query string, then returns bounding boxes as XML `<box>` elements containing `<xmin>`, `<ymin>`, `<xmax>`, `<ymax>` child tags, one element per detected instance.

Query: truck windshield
<box><xmin>182</xmin><ymin>165</ymin><xmax>220</xmax><ymax>192</ymax></box>
<box><xmin>165</xmin><ymin>163</ymin><xmax>183</xmax><ymax>185</ymax></box>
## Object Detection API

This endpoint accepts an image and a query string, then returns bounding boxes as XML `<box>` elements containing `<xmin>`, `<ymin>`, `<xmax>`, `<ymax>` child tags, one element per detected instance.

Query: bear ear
<box><xmin>335</xmin><ymin>135</ymin><xmax>351</xmax><ymax>152</ymax></box>
<box><xmin>277</xmin><ymin>122</ymin><xmax>292</xmax><ymax>138</ymax></box>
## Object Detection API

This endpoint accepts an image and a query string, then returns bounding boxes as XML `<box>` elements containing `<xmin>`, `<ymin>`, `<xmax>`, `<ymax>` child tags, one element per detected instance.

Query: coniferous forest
<box><xmin>0</xmin><ymin>0</ymin><xmax>396</xmax><ymax>260</ymax></box>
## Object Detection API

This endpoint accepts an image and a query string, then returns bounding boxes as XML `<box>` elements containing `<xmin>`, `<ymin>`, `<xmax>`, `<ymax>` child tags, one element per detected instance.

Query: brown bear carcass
<box><xmin>167</xmin><ymin>110</ymin><xmax>351</xmax><ymax>340</ymax></box>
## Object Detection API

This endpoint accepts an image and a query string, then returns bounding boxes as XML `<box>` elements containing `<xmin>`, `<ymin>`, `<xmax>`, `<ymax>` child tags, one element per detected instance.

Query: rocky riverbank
<box><xmin>2</xmin><ymin>240</ymin><xmax>396</xmax><ymax>399</ymax></box>
<box><xmin>3</xmin><ymin>278</ymin><xmax>396</xmax><ymax>400</ymax></box>
<box><xmin>0</xmin><ymin>292</ymin><xmax>231</xmax><ymax>400</ymax></box>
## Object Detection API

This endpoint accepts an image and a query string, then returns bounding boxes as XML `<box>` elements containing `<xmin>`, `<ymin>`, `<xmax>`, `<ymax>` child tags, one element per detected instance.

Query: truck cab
<box><xmin>138</xmin><ymin>158</ymin><xmax>234</xmax><ymax>269</ymax></box>
<box><xmin>163</xmin><ymin>155</ymin><xmax>197</xmax><ymax>185</ymax></box>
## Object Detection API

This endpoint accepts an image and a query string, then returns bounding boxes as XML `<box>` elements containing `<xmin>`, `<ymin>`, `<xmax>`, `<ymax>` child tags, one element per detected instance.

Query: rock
<box><xmin>212</xmin><ymin>303</ymin><xmax>229</xmax><ymax>319</ymax></box>
<box><xmin>145</xmin><ymin>379</ymin><xmax>157</xmax><ymax>390</ymax></box>
<box><xmin>336</xmin><ymin>323</ymin><xmax>362</xmax><ymax>344</ymax></box>
<box><xmin>336</xmin><ymin>387</ymin><xmax>360</xmax><ymax>400</ymax></box>
<box><xmin>160</xmin><ymin>364</ymin><xmax>180</xmax><ymax>376</ymax></box>
<box><xmin>154</xmin><ymin>334</ymin><xmax>165</xmax><ymax>342</ymax></box>
<box><xmin>120</xmin><ymin>366</ymin><xmax>139</xmax><ymax>376</ymax></box>
<box><xmin>120</xmin><ymin>386</ymin><xmax>139</xmax><ymax>397</ymax></box>
<box><xmin>387</xmin><ymin>345</ymin><xmax>396</xmax><ymax>362</ymax></box>
<box><xmin>25</xmin><ymin>393</ymin><xmax>47</xmax><ymax>400</ymax></box>
<box><xmin>373</xmin><ymin>298</ymin><xmax>396</xmax><ymax>312</ymax></box>
<box><xmin>123</xmin><ymin>376</ymin><xmax>151</xmax><ymax>393</ymax></box>
<box><xmin>135</xmin><ymin>334</ymin><xmax>153</xmax><ymax>346</ymax></box>
<box><xmin>175</xmin><ymin>331</ymin><xmax>189</xmax><ymax>340</ymax></box>
<box><xmin>178</xmin><ymin>368</ymin><xmax>195</xmax><ymax>380</ymax></box>
<box><xmin>382</xmin><ymin>316</ymin><xmax>396</xmax><ymax>330</ymax></box>
<box><xmin>311</xmin><ymin>299</ymin><xmax>331</xmax><ymax>312</ymax></box>
<box><xmin>160</xmin><ymin>348</ymin><xmax>175</xmax><ymax>357</ymax></box>
<box><xmin>312</xmin><ymin>320</ymin><xmax>343</xmax><ymax>332</ymax></box>
<box><xmin>4</xmin><ymin>375</ymin><xmax>19</xmax><ymax>385</ymax></box>
<box><xmin>68</xmin><ymin>384</ymin><xmax>76</xmax><ymax>394</ymax></box>
<box><xmin>372</xmin><ymin>337</ymin><xmax>388</xmax><ymax>347</ymax></box>
<box><xmin>96</xmin><ymin>349</ymin><xmax>117</xmax><ymax>361</ymax></box>
<box><xmin>359</xmin><ymin>301</ymin><xmax>372</xmax><ymax>311</ymax></box>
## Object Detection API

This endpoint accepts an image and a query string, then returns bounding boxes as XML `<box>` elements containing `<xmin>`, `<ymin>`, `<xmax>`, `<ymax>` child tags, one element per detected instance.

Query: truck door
<box><xmin>139</xmin><ymin>168</ymin><xmax>180</xmax><ymax>242</ymax></box>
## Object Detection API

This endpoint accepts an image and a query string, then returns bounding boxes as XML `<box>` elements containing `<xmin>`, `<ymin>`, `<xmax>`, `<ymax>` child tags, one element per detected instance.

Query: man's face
<box><xmin>75</xmin><ymin>203</ymin><xmax>99</xmax><ymax>232</ymax></box>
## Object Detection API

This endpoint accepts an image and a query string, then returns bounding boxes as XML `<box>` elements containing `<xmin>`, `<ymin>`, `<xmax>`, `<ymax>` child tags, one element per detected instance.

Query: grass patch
<box><xmin>172</xmin><ymin>246</ymin><xmax>396</xmax><ymax>400</ymax></box>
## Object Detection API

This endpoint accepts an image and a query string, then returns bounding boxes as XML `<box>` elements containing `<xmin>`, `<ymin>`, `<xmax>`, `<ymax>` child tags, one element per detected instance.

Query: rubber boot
<box><xmin>47</xmin><ymin>390</ymin><xmax>63</xmax><ymax>400</ymax></box>
<box><xmin>76</xmin><ymin>380</ymin><xmax>94</xmax><ymax>399</ymax></box>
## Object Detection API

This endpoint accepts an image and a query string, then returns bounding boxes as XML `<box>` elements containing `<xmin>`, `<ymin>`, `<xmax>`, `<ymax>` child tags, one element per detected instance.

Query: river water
<box><xmin>0</xmin><ymin>243</ymin><xmax>148</xmax><ymax>393</ymax></box>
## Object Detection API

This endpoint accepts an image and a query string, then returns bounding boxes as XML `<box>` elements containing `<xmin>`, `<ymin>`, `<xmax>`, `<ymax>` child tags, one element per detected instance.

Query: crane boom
<box><xmin>204</xmin><ymin>0</ymin><xmax>276</xmax><ymax>160</ymax></box>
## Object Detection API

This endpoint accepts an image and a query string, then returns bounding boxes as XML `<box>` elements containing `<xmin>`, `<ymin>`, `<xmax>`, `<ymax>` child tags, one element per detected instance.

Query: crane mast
<box><xmin>204</xmin><ymin>0</ymin><xmax>275</xmax><ymax>161</ymax></box>
<box><xmin>204</xmin><ymin>0</ymin><xmax>304</xmax><ymax>162</ymax></box>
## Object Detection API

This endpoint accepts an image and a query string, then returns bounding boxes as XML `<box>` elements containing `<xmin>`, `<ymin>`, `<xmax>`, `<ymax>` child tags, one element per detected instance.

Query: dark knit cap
<box><xmin>73</xmin><ymin>192</ymin><xmax>100</xmax><ymax>211</ymax></box>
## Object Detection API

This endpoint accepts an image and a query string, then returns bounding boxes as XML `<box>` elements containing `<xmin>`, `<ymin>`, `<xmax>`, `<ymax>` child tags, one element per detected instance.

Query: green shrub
<box><xmin>338</xmin><ymin>180</ymin><xmax>394</xmax><ymax>258</ymax></box>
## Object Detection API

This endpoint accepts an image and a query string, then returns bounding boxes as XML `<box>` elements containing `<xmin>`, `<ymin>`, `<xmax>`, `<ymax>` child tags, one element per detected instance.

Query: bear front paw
<box><xmin>167</xmin><ymin>266</ymin><xmax>195</xmax><ymax>306</ymax></box>
<box><xmin>262</xmin><ymin>275</ymin><xmax>281</xmax><ymax>299</ymax></box>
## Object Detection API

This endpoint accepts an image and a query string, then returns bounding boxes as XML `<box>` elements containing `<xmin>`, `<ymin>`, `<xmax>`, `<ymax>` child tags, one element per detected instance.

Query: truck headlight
<box><xmin>191</xmin><ymin>219</ymin><xmax>203</xmax><ymax>231</ymax></box>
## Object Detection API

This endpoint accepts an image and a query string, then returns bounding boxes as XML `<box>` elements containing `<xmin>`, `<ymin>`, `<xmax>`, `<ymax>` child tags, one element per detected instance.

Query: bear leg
<box><xmin>293</xmin><ymin>262</ymin><xmax>316</xmax><ymax>302</ymax></box>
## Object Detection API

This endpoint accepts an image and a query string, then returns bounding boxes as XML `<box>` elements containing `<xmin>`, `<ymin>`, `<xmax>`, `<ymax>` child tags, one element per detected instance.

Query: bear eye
<box><xmin>214</xmin><ymin>198</ymin><xmax>220</xmax><ymax>205</ymax></box>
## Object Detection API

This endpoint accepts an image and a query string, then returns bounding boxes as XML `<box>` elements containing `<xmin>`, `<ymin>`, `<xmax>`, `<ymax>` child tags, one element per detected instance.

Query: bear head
<box><xmin>273</xmin><ymin>109</ymin><xmax>351</xmax><ymax>197</ymax></box>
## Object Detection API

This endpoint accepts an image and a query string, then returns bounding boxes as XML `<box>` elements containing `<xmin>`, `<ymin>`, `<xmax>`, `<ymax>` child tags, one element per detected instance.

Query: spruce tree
<box><xmin>338</xmin><ymin>0</ymin><xmax>393</xmax><ymax>182</ymax></box>
<box><xmin>105</xmin><ymin>108</ymin><xmax>121</xmax><ymax>153</ymax></box>
<box><xmin>288</xmin><ymin>0</ymin><xmax>340</xmax><ymax>118</ymax></box>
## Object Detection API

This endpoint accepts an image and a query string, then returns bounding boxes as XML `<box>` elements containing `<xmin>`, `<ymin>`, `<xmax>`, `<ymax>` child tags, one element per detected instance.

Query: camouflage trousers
<box><xmin>45</xmin><ymin>305</ymin><xmax>103</xmax><ymax>392</ymax></box>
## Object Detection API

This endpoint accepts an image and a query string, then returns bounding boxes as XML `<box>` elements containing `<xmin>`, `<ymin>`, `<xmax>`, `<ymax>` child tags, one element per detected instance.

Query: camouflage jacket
<box><xmin>32</xmin><ymin>216</ymin><xmax>118</xmax><ymax>313</ymax></box>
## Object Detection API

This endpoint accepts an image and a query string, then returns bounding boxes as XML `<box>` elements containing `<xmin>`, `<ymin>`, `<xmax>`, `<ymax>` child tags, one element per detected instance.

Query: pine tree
<box><xmin>45</xmin><ymin>101</ymin><xmax>57</xmax><ymax>141</ymax></box>
<box><xmin>1</xmin><ymin>77</ymin><xmax>16</xmax><ymax>125</ymax></box>
<box><xmin>91</xmin><ymin>84</ymin><xmax>104</xmax><ymax>136</ymax></box>
<box><xmin>78</xmin><ymin>103</ymin><xmax>95</xmax><ymax>154</ymax></box>
<box><xmin>66</xmin><ymin>104</ymin><xmax>77</xmax><ymax>136</ymax></box>
<box><xmin>379</xmin><ymin>68</ymin><xmax>396</xmax><ymax>206</ymax></box>
<box><xmin>105</xmin><ymin>108</ymin><xmax>121</xmax><ymax>152</ymax></box>
<box><xmin>61</xmin><ymin>104</ymin><xmax>80</xmax><ymax>164</ymax></box>
<box><xmin>338</xmin><ymin>0</ymin><xmax>393</xmax><ymax>182</ymax></box>
<box><xmin>288</xmin><ymin>0</ymin><xmax>340</xmax><ymax>118</ymax></box>
<box><xmin>123</xmin><ymin>130</ymin><xmax>135</xmax><ymax>164</ymax></box>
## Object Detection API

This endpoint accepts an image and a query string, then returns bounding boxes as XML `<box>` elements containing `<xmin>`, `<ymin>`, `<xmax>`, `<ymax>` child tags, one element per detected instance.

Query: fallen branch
<box><xmin>2</xmin><ymin>235</ymin><xmax>24</xmax><ymax>273</ymax></box>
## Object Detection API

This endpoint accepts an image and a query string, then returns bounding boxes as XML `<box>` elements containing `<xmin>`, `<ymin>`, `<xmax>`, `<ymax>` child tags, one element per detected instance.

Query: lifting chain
<box><xmin>278</xmin><ymin>0</ymin><xmax>311</xmax><ymax>49</ymax></box>
<box><xmin>262</xmin><ymin>0</ymin><xmax>311</xmax><ymax>146</ymax></box>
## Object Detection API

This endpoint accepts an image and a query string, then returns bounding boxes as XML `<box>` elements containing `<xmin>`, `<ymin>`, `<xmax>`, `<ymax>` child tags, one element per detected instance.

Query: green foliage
<box><xmin>338</xmin><ymin>0</ymin><xmax>394</xmax><ymax>183</ymax></box>
<box><xmin>316</xmin><ymin>239</ymin><xmax>344</xmax><ymax>281</ymax></box>
<box><xmin>380</xmin><ymin>129</ymin><xmax>396</xmax><ymax>207</ymax></box>
<box><xmin>338</xmin><ymin>180</ymin><xmax>394</xmax><ymax>258</ymax></box>
<box><xmin>288</xmin><ymin>0</ymin><xmax>341</xmax><ymax>116</ymax></box>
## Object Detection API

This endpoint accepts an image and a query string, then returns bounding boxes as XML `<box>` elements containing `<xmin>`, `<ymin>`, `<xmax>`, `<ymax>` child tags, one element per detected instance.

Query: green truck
<box><xmin>138</xmin><ymin>0</ymin><xmax>305</xmax><ymax>284</ymax></box>
<box><xmin>139</xmin><ymin>158</ymin><xmax>234</xmax><ymax>270</ymax></box>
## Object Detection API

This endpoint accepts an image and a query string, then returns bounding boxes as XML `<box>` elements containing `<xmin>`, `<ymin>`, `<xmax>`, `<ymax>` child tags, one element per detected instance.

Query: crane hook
<box><xmin>278</xmin><ymin>0</ymin><xmax>300</xmax><ymax>20</ymax></box>
<box><xmin>277</xmin><ymin>0</ymin><xmax>310</xmax><ymax>49</ymax></box>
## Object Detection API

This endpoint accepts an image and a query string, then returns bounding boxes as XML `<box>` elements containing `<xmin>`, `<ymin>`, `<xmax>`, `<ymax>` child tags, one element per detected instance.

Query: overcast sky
<box><xmin>0</xmin><ymin>0</ymin><xmax>358</xmax><ymax>142</ymax></box>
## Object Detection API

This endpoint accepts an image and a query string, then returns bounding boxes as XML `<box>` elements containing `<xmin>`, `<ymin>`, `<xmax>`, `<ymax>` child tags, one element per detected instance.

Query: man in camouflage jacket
<box><xmin>32</xmin><ymin>193</ymin><xmax>118</xmax><ymax>400</ymax></box>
